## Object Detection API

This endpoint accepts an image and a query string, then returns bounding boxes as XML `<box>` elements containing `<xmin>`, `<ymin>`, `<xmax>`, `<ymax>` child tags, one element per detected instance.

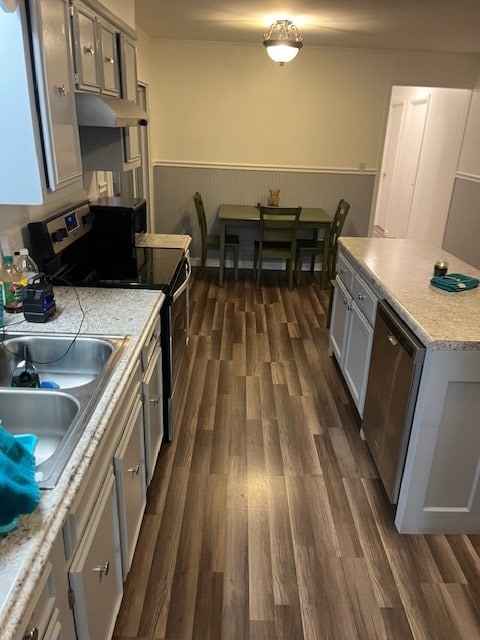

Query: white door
<box><xmin>387</xmin><ymin>97</ymin><xmax>429</xmax><ymax>238</ymax></box>
<box><xmin>374</xmin><ymin>101</ymin><xmax>405</xmax><ymax>235</ymax></box>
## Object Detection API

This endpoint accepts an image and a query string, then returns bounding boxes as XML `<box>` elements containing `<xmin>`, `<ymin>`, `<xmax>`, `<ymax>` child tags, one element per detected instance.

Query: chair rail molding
<box><xmin>455</xmin><ymin>171</ymin><xmax>480</xmax><ymax>184</ymax></box>
<box><xmin>153</xmin><ymin>160</ymin><xmax>377</xmax><ymax>176</ymax></box>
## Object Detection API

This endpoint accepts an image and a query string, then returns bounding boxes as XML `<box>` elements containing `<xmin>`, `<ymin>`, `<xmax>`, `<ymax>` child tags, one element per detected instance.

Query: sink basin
<box><xmin>0</xmin><ymin>389</ymin><xmax>80</xmax><ymax>485</ymax></box>
<box><xmin>0</xmin><ymin>334</ymin><xmax>119</xmax><ymax>388</ymax></box>
<box><xmin>0</xmin><ymin>333</ymin><xmax>130</xmax><ymax>487</ymax></box>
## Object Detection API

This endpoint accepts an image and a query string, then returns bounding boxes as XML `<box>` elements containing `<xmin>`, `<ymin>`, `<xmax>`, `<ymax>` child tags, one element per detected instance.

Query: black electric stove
<box><xmin>28</xmin><ymin>200</ymin><xmax>191</xmax><ymax>443</ymax></box>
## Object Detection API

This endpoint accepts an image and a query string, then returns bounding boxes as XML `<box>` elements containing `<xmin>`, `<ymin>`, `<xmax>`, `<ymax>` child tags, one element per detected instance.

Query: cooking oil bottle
<box><xmin>14</xmin><ymin>249</ymin><xmax>39</xmax><ymax>284</ymax></box>
<box><xmin>1</xmin><ymin>255</ymin><xmax>23</xmax><ymax>313</ymax></box>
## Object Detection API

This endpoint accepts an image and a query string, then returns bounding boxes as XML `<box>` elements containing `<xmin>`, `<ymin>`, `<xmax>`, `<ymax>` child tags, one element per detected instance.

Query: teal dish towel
<box><xmin>0</xmin><ymin>426</ymin><xmax>40</xmax><ymax>529</ymax></box>
<box><xmin>430</xmin><ymin>273</ymin><xmax>480</xmax><ymax>292</ymax></box>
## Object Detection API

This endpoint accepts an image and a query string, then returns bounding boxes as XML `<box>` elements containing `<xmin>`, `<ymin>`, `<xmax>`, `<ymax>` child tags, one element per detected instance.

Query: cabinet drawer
<box><xmin>352</xmin><ymin>275</ymin><xmax>377</xmax><ymax>326</ymax></box>
<box><xmin>336</xmin><ymin>252</ymin><xmax>355</xmax><ymax>293</ymax></box>
<box><xmin>141</xmin><ymin>317</ymin><xmax>161</xmax><ymax>370</ymax></box>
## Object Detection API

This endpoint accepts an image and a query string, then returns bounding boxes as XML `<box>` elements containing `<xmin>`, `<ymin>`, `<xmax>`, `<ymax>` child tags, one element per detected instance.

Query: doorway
<box><xmin>373</xmin><ymin>86</ymin><xmax>471</xmax><ymax>246</ymax></box>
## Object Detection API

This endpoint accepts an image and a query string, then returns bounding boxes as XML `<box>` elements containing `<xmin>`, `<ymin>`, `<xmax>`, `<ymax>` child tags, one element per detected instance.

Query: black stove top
<box><xmin>61</xmin><ymin>246</ymin><xmax>185</xmax><ymax>292</ymax></box>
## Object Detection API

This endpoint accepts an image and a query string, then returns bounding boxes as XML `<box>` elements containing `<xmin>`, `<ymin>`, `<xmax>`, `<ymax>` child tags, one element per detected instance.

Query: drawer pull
<box><xmin>357</xmin><ymin>293</ymin><xmax>366</xmax><ymax>300</ymax></box>
<box><xmin>56</xmin><ymin>84</ymin><xmax>68</xmax><ymax>97</ymax></box>
<box><xmin>128</xmin><ymin>465</ymin><xmax>140</xmax><ymax>476</ymax></box>
<box><xmin>23</xmin><ymin>629</ymin><xmax>39</xmax><ymax>640</ymax></box>
<box><xmin>150</xmin><ymin>395</ymin><xmax>160</xmax><ymax>404</ymax></box>
<box><xmin>105</xmin><ymin>56</ymin><xmax>114</xmax><ymax>64</ymax></box>
<box><xmin>83</xmin><ymin>45</ymin><xmax>94</xmax><ymax>55</ymax></box>
<box><xmin>339</xmin><ymin>268</ymin><xmax>346</xmax><ymax>274</ymax></box>
<box><xmin>92</xmin><ymin>561</ymin><xmax>110</xmax><ymax>577</ymax></box>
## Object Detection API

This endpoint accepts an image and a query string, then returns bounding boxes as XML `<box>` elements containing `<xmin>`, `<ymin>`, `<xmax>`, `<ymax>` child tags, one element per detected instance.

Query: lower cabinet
<box><xmin>142</xmin><ymin>343</ymin><xmax>163</xmax><ymax>485</ymax></box>
<box><xmin>329</xmin><ymin>250</ymin><xmax>378</xmax><ymax>416</ymax></box>
<box><xmin>18</xmin><ymin>563</ymin><xmax>58</xmax><ymax>640</ymax></box>
<box><xmin>69</xmin><ymin>472</ymin><xmax>123</xmax><ymax>640</ymax></box>
<box><xmin>114</xmin><ymin>395</ymin><xmax>146</xmax><ymax>579</ymax></box>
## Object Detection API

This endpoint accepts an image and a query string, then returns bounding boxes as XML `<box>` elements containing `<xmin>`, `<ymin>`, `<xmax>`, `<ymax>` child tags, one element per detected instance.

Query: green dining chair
<box><xmin>294</xmin><ymin>198</ymin><xmax>350</xmax><ymax>286</ymax></box>
<box><xmin>253</xmin><ymin>206</ymin><xmax>302</xmax><ymax>290</ymax></box>
<box><xmin>193</xmin><ymin>192</ymin><xmax>239</xmax><ymax>280</ymax></box>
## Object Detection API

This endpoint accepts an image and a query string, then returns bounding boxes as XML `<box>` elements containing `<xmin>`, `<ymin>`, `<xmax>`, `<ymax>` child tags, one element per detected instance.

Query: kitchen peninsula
<box><xmin>0</xmin><ymin>286</ymin><xmax>165</xmax><ymax>640</ymax></box>
<box><xmin>334</xmin><ymin>237</ymin><xmax>480</xmax><ymax>534</ymax></box>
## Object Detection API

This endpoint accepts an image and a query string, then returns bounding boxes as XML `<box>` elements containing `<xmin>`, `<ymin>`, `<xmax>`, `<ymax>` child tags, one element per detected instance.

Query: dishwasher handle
<box><xmin>377</xmin><ymin>300</ymin><xmax>425</xmax><ymax>363</ymax></box>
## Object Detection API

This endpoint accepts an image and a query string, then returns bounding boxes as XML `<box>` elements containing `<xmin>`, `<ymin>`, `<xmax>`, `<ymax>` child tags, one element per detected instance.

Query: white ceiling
<box><xmin>134</xmin><ymin>0</ymin><xmax>480</xmax><ymax>55</ymax></box>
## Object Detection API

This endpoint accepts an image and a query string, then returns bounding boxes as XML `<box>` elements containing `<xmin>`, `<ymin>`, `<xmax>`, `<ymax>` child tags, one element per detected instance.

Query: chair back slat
<box><xmin>328</xmin><ymin>199</ymin><xmax>350</xmax><ymax>278</ymax></box>
<box><xmin>193</xmin><ymin>192</ymin><xmax>208</xmax><ymax>252</ymax></box>
<box><xmin>259</xmin><ymin>206</ymin><xmax>302</xmax><ymax>247</ymax></box>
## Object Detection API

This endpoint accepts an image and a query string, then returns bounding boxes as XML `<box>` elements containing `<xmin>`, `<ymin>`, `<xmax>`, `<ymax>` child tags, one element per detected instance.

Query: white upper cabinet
<box><xmin>72</xmin><ymin>1</ymin><xmax>121</xmax><ymax>97</ymax></box>
<box><xmin>0</xmin><ymin>0</ymin><xmax>82</xmax><ymax>204</ymax></box>
<box><xmin>30</xmin><ymin>0</ymin><xmax>83</xmax><ymax>191</ymax></box>
<box><xmin>99</xmin><ymin>18</ymin><xmax>120</xmax><ymax>96</ymax></box>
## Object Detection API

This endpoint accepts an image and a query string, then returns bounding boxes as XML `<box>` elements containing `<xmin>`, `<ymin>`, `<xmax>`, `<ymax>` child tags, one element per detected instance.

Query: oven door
<box><xmin>165</xmin><ymin>255</ymin><xmax>191</xmax><ymax>440</ymax></box>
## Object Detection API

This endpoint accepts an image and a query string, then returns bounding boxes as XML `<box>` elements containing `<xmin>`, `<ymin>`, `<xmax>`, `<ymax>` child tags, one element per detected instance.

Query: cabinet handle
<box><xmin>150</xmin><ymin>395</ymin><xmax>160</xmax><ymax>404</ymax></box>
<box><xmin>92</xmin><ymin>561</ymin><xmax>110</xmax><ymax>577</ymax></box>
<box><xmin>23</xmin><ymin>629</ymin><xmax>39</xmax><ymax>640</ymax></box>
<box><xmin>357</xmin><ymin>293</ymin><xmax>366</xmax><ymax>301</ymax></box>
<box><xmin>83</xmin><ymin>45</ymin><xmax>94</xmax><ymax>55</ymax></box>
<box><xmin>56</xmin><ymin>84</ymin><xmax>68</xmax><ymax>97</ymax></box>
<box><xmin>339</xmin><ymin>268</ymin><xmax>346</xmax><ymax>274</ymax></box>
<box><xmin>128</xmin><ymin>465</ymin><xmax>140</xmax><ymax>476</ymax></box>
<box><xmin>105</xmin><ymin>56</ymin><xmax>115</xmax><ymax>64</ymax></box>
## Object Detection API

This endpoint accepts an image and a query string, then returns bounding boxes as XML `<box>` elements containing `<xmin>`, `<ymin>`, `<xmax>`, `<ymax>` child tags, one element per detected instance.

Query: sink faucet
<box><xmin>11</xmin><ymin>346</ymin><xmax>40</xmax><ymax>388</ymax></box>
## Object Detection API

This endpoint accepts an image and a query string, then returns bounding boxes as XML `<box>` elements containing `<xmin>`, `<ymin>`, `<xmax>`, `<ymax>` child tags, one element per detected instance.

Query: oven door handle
<box><xmin>173</xmin><ymin>257</ymin><xmax>191</xmax><ymax>302</ymax></box>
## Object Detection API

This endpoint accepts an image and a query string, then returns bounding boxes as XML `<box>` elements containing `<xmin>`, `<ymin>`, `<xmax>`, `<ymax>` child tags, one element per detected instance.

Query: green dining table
<box><xmin>217</xmin><ymin>204</ymin><xmax>333</xmax><ymax>287</ymax></box>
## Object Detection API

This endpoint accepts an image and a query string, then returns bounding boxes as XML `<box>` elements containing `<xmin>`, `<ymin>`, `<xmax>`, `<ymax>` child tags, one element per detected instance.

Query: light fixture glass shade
<box><xmin>263</xmin><ymin>19</ymin><xmax>304</xmax><ymax>66</ymax></box>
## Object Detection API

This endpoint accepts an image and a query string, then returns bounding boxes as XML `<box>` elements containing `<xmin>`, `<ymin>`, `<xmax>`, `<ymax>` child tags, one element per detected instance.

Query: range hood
<box><xmin>75</xmin><ymin>93</ymin><xmax>148</xmax><ymax>127</ymax></box>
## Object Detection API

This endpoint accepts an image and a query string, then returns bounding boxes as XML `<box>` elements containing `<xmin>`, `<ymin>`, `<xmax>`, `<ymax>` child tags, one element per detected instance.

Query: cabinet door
<box><xmin>29</xmin><ymin>0</ymin><xmax>83</xmax><ymax>191</ymax></box>
<box><xmin>72</xmin><ymin>2</ymin><xmax>101</xmax><ymax>93</ymax></box>
<box><xmin>114</xmin><ymin>396</ymin><xmax>146</xmax><ymax>579</ymax></box>
<box><xmin>343</xmin><ymin>303</ymin><xmax>374</xmax><ymax>416</ymax></box>
<box><xmin>143</xmin><ymin>344</ymin><xmax>164</xmax><ymax>485</ymax></box>
<box><xmin>119</xmin><ymin>34</ymin><xmax>141</xmax><ymax>164</ymax></box>
<box><xmin>329</xmin><ymin>277</ymin><xmax>351</xmax><ymax>363</ymax></box>
<box><xmin>98</xmin><ymin>19</ymin><xmax>120</xmax><ymax>97</ymax></box>
<box><xmin>69</xmin><ymin>472</ymin><xmax>123</xmax><ymax>640</ymax></box>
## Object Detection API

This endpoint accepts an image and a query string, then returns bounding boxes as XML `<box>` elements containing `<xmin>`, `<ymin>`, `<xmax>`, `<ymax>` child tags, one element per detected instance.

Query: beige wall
<box><xmin>137</xmin><ymin>38</ymin><xmax>479</xmax><ymax>170</ymax></box>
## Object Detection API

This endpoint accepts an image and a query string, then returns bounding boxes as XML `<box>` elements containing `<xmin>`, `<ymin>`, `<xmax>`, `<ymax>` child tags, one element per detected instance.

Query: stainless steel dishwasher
<box><xmin>362</xmin><ymin>300</ymin><xmax>425</xmax><ymax>504</ymax></box>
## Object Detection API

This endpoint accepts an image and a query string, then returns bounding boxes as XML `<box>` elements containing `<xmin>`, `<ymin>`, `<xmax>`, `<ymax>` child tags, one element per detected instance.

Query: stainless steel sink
<box><xmin>0</xmin><ymin>333</ymin><xmax>130</xmax><ymax>488</ymax></box>
<box><xmin>0</xmin><ymin>334</ymin><xmax>119</xmax><ymax>388</ymax></box>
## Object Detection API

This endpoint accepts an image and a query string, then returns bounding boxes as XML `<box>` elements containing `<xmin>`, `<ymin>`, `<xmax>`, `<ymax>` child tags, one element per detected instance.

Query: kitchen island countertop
<box><xmin>0</xmin><ymin>286</ymin><xmax>165</xmax><ymax>640</ymax></box>
<box><xmin>339</xmin><ymin>237</ymin><xmax>480</xmax><ymax>350</ymax></box>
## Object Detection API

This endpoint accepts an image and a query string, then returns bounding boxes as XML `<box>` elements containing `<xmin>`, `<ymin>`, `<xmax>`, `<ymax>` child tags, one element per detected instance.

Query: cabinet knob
<box><xmin>128</xmin><ymin>465</ymin><xmax>140</xmax><ymax>476</ymax></box>
<box><xmin>92</xmin><ymin>561</ymin><xmax>110</xmax><ymax>577</ymax></box>
<box><xmin>83</xmin><ymin>45</ymin><xmax>94</xmax><ymax>55</ymax></box>
<box><xmin>23</xmin><ymin>629</ymin><xmax>39</xmax><ymax>640</ymax></box>
<box><xmin>105</xmin><ymin>56</ymin><xmax>115</xmax><ymax>64</ymax></box>
<box><xmin>150</xmin><ymin>395</ymin><xmax>160</xmax><ymax>404</ymax></box>
<box><xmin>339</xmin><ymin>268</ymin><xmax>346</xmax><ymax>274</ymax></box>
<box><xmin>56</xmin><ymin>84</ymin><xmax>68</xmax><ymax>97</ymax></box>
<box><xmin>357</xmin><ymin>293</ymin><xmax>366</xmax><ymax>301</ymax></box>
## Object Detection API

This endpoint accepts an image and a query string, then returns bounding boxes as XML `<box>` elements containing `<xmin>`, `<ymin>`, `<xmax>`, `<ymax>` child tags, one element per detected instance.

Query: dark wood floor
<box><xmin>114</xmin><ymin>269</ymin><xmax>480</xmax><ymax>640</ymax></box>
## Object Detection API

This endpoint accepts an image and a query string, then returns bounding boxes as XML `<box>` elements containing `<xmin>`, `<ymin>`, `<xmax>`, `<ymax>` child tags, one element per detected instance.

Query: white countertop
<box><xmin>339</xmin><ymin>237</ymin><xmax>480</xmax><ymax>350</ymax></box>
<box><xmin>0</xmin><ymin>286</ymin><xmax>165</xmax><ymax>640</ymax></box>
<box><xmin>136</xmin><ymin>232</ymin><xmax>191</xmax><ymax>252</ymax></box>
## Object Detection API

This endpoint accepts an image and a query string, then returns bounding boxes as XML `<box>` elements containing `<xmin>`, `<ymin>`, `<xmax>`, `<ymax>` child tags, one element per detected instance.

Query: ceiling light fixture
<box><xmin>263</xmin><ymin>19</ymin><xmax>304</xmax><ymax>66</ymax></box>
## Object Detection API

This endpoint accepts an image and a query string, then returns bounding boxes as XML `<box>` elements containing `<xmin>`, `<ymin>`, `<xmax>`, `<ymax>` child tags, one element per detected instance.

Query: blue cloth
<box><xmin>0</xmin><ymin>426</ymin><xmax>40</xmax><ymax>528</ymax></box>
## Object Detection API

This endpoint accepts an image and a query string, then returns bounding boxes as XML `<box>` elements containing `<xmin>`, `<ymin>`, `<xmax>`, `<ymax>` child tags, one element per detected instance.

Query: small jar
<box><xmin>434</xmin><ymin>260</ymin><xmax>448</xmax><ymax>277</ymax></box>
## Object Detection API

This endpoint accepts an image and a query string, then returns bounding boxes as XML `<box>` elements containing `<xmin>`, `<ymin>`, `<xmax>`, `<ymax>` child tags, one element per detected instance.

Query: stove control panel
<box><xmin>29</xmin><ymin>200</ymin><xmax>93</xmax><ymax>260</ymax></box>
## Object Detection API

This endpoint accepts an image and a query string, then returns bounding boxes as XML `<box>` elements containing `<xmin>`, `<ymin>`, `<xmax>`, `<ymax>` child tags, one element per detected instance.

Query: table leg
<box><xmin>219</xmin><ymin>221</ymin><xmax>226</xmax><ymax>286</ymax></box>
<box><xmin>310</xmin><ymin>228</ymin><xmax>318</xmax><ymax>274</ymax></box>
<box><xmin>321</xmin><ymin>224</ymin><xmax>331</xmax><ymax>289</ymax></box>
